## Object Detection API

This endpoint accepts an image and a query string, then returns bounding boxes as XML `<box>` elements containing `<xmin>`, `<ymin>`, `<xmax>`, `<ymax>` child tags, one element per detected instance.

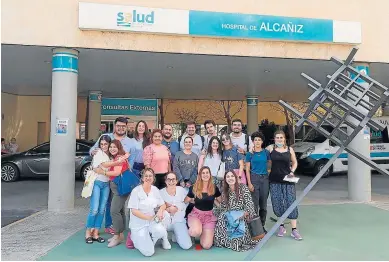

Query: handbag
<box><xmin>113</xmin><ymin>160</ymin><xmax>140</xmax><ymax>196</ymax></box>
<box><xmin>248</xmin><ymin>216</ymin><xmax>265</xmax><ymax>241</ymax></box>
<box><xmin>216</xmin><ymin>161</ymin><xmax>226</xmax><ymax>181</ymax></box>
<box><xmin>81</xmin><ymin>170</ymin><xmax>98</xmax><ymax>198</ymax></box>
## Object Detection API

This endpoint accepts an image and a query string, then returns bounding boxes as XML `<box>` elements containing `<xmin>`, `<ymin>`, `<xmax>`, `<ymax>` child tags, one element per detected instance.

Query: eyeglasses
<box><xmin>166</xmin><ymin>178</ymin><xmax>176</xmax><ymax>182</ymax></box>
<box><xmin>116</xmin><ymin>125</ymin><xmax>127</xmax><ymax>129</ymax></box>
<box><xmin>221</xmin><ymin>138</ymin><xmax>230</xmax><ymax>141</ymax></box>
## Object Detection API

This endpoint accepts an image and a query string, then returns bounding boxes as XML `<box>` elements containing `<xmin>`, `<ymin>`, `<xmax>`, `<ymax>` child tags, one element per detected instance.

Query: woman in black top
<box><xmin>266</xmin><ymin>130</ymin><xmax>302</xmax><ymax>241</ymax></box>
<box><xmin>185</xmin><ymin>166</ymin><xmax>222</xmax><ymax>249</ymax></box>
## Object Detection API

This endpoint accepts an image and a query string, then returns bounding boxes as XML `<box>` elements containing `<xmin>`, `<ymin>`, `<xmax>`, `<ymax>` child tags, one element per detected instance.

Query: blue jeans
<box><xmin>105</xmin><ymin>189</ymin><xmax>113</xmax><ymax>228</ymax></box>
<box><xmin>86</xmin><ymin>180</ymin><xmax>110</xmax><ymax>229</ymax></box>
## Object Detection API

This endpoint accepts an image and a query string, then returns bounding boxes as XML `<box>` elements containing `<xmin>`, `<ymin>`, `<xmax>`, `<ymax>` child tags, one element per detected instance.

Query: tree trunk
<box><xmin>159</xmin><ymin>99</ymin><xmax>164</xmax><ymax>129</ymax></box>
<box><xmin>283</xmin><ymin>107</ymin><xmax>295</xmax><ymax>145</ymax></box>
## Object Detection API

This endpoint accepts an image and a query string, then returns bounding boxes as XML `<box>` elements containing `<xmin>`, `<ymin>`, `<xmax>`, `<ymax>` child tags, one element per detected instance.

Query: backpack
<box><xmin>178</xmin><ymin>135</ymin><xmax>205</xmax><ymax>149</ymax></box>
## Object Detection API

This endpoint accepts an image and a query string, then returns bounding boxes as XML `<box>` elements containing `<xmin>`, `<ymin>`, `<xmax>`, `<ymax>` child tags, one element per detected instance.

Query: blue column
<box><xmin>48</xmin><ymin>48</ymin><xmax>79</xmax><ymax>212</ymax></box>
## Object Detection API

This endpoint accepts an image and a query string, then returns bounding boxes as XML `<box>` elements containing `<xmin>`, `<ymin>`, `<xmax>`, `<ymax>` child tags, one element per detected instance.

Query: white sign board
<box><xmin>79</xmin><ymin>2</ymin><xmax>189</xmax><ymax>34</ymax></box>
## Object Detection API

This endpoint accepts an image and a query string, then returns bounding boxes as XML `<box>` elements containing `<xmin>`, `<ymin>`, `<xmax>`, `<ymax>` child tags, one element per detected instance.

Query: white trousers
<box><xmin>167</xmin><ymin>222</ymin><xmax>192</xmax><ymax>250</ymax></box>
<box><xmin>132</xmin><ymin>221</ymin><xmax>169</xmax><ymax>257</ymax></box>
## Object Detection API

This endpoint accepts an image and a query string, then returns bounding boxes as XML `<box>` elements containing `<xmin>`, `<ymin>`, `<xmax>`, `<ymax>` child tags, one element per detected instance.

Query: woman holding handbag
<box><xmin>94</xmin><ymin>139</ymin><xmax>131</xmax><ymax>248</ymax></box>
<box><xmin>198</xmin><ymin>136</ymin><xmax>223</xmax><ymax>191</ymax></box>
<box><xmin>214</xmin><ymin>171</ymin><xmax>261</xmax><ymax>251</ymax></box>
<box><xmin>143</xmin><ymin>129</ymin><xmax>171</xmax><ymax>189</ymax></box>
<box><xmin>85</xmin><ymin>136</ymin><xmax>129</xmax><ymax>244</ymax></box>
<box><xmin>220</xmin><ymin>133</ymin><xmax>245</xmax><ymax>184</ymax></box>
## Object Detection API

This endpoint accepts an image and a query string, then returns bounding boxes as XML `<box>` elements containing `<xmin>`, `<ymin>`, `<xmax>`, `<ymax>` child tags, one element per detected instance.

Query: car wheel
<box><xmin>80</xmin><ymin>163</ymin><xmax>92</xmax><ymax>180</ymax></box>
<box><xmin>1</xmin><ymin>163</ymin><xmax>20</xmax><ymax>182</ymax></box>
<box><xmin>313</xmin><ymin>160</ymin><xmax>332</xmax><ymax>178</ymax></box>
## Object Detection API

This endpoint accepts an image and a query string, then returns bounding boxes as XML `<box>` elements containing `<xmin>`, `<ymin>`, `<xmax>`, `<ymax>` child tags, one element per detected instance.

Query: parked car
<box><xmin>1</xmin><ymin>140</ymin><xmax>94</xmax><ymax>182</ymax></box>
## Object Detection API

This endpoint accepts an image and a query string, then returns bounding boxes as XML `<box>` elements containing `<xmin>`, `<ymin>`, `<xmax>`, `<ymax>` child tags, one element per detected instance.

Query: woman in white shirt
<box><xmin>198</xmin><ymin>136</ymin><xmax>223</xmax><ymax>190</ymax></box>
<box><xmin>128</xmin><ymin>168</ymin><xmax>171</xmax><ymax>257</ymax></box>
<box><xmin>160</xmin><ymin>172</ymin><xmax>192</xmax><ymax>250</ymax></box>
<box><xmin>85</xmin><ymin>135</ymin><xmax>127</xmax><ymax>244</ymax></box>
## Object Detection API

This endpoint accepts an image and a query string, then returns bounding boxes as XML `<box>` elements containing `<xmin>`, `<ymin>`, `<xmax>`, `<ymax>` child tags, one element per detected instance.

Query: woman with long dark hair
<box><xmin>198</xmin><ymin>136</ymin><xmax>223</xmax><ymax>190</ymax></box>
<box><xmin>214</xmin><ymin>171</ymin><xmax>259</xmax><ymax>251</ymax></box>
<box><xmin>130</xmin><ymin>120</ymin><xmax>151</xmax><ymax>176</ymax></box>
<box><xmin>185</xmin><ymin>166</ymin><xmax>222</xmax><ymax>250</ymax></box>
<box><xmin>94</xmin><ymin>139</ymin><xmax>130</xmax><ymax>247</ymax></box>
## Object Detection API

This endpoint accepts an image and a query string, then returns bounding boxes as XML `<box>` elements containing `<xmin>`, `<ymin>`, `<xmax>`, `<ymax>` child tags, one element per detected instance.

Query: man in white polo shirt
<box><xmin>230</xmin><ymin>119</ymin><xmax>253</xmax><ymax>154</ymax></box>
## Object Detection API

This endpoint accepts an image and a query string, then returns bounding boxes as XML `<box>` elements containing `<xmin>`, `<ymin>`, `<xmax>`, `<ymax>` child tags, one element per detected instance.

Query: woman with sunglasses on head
<box><xmin>245</xmin><ymin>131</ymin><xmax>271</xmax><ymax>231</ymax></box>
<box><xmin>220</xmin><ymin>133</ymin><xmax>245</xmax><ymax>184</ymax></box>
<box><xmin>198</xmin><ymin>136</ymin><xmax>223</xmax><ymax>191</ymax></box>
<box><xmin>128</xmin><ymin>168</ymin><xmax>170</xmax><ymax>257</ymax></box>
<box><xmin>143</xmin><ymin>129</ymin><xmax>171</xmax><ymax>189</ymax></box>
<box><xmin>185</xmin><ymin>166</ymin><xmax>222</xmax><ymax>250</ymax></box>
<box><xmin>266</xmin><ymin>130</ymin><xmax>302</xmax><ymax>240</ymax></box>
<box><xmin>160</xmin><ymin>172</ymin><xmax>192</xmax><ymax>250</ymax></box>
<box><xmin>129</xmin><ymin>120</ymin><xmax>151</xmax><ymax>177</ymax></box>
<box><xmin>214</xmin><ymin>171</ymin><xmax>260</xmax><ymax>251</ymax></box>
<box><xmin>93</xmin><ymin>140</ymin><xmax>131</xmax><ymax>248</ymax></box>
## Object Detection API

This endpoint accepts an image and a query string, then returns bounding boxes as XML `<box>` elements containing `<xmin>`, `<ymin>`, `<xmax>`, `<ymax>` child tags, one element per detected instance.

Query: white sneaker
<box><xmin>162</xmin><ymin>238</ymin><xmax>171</xmax><ymax>250</ymax></box>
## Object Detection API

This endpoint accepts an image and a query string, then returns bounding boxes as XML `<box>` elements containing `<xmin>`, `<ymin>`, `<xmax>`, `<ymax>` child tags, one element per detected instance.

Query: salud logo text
<box><xmin>117</xmin><ymin>10</ymin><xmax>155</xmax><ymax>27</ymax></box>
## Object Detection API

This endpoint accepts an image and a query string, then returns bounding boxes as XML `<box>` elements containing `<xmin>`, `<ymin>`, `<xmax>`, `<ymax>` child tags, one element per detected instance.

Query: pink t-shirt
<box><xmin>143</xmin><ymin>144</ymin><xmax>171</xmax><ymax>174</ymax></box>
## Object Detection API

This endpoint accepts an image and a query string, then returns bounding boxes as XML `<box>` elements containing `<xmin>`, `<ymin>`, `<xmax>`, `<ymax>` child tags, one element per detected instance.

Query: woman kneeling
<box><xmin>214</xmin><ymin>171</ymin><xmax>259</xmax><ymax>251</ymax></box>
<box><xmin>128</xmin><ymin>168</ymin><xmax>171</xmax><ymax>257</ymax></box>
<box><xmin>160</xmin><ymin>172</ymin><xmax>193</xmax><ymax>250</ymax></box>
<box><xmin>185</xmin><ymin>166</ymin><xmax>222</xmax><ymax>250</ymax></box>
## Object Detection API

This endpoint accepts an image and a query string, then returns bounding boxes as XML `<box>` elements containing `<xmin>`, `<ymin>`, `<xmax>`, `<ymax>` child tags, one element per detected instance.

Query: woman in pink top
<box><xmin>143</xmin><ymin>129</ymin><xmax>171</xmax><ymax>189</ymax></box>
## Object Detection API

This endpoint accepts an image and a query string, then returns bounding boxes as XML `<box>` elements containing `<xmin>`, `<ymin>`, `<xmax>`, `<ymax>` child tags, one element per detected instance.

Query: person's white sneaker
<box><xmin>162</xmin><ymin>238</ymin><xmax>171</xmax><ymax>250</ymax></box>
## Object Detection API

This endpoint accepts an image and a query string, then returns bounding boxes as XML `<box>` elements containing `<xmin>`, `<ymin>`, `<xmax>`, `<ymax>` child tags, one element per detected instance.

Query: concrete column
<box><xmin>48</xmin><ymin>48</ymin><xmax>79</xmax><ymax>212</ymax></box>
<box><xmin>347</xmin><ymin>64</ymin><xmax>371</xmax><ymax>202</ymax></box>
<box><xmin>246</xmin><ymin>96</ymin><xmax>259</xmax><ymax>134</ymax></box>
<box><xmin>87</xmin><ymin>91</ymin><xmax>102</xmax><ymax>141</ymax></box>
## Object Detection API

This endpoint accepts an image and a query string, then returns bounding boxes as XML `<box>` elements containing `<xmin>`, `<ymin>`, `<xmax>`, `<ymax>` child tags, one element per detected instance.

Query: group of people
<box><xmin>1</xmin><ymin>137</ymin><xmax>18</xmax><ymax>154</ymax></box>
<box><xmin>84</xmin><ymin>116</ymin><xmax>302</xmax><ymax>256</ymax></box>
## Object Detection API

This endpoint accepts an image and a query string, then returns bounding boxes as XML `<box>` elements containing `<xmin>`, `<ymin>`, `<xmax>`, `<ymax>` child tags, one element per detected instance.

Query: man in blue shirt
<box><xmin>89</xmin><ymin>117</ymin><xmax>135</xmax><ymax>157</ymax></box>
<box><xmin>161</xmin><ymin>124</ymin><xmax>180</xmax><ymax>161</ymax></box>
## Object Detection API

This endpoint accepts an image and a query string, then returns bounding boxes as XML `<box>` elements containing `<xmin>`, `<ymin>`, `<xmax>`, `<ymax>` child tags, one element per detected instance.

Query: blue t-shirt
<box><xmin>222</xmin><ymin>147</ymin><xmax>244</xmax><ymax>172</ymax></box>
<box><xmin>162</xmin><ymin>140</ymin><xmax>180</xmax><ymax>160</ymax></box>
<box><xmin>245</xmin><ymin>149</ymin><xmax>271</xmax><ymax>175</ymax></box>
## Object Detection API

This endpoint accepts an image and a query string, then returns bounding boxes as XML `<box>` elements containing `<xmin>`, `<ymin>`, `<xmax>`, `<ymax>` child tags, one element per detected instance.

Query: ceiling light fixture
<box><xmin>167</xmin><ymin>66</ymin><xmax>173</xmax><ymax>69</ymax></box>
<box><xmin>264</xmin><ymin>70</ymin><xmax>270</xmax><ymax>73</ymax></box>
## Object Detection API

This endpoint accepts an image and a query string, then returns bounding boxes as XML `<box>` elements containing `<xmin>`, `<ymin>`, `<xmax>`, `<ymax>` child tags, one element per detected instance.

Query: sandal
<box><xmin>92</xmin><ymin>237</ymin><xmax>105</xmax><ymax>243</ymax></box>
<box><xmin>85</xmin><ymin>237</ymin><xmax>93</xmax><ymax>244</ymax></box>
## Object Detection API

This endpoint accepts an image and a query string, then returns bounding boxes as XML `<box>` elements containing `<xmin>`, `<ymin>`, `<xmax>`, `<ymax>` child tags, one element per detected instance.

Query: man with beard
<box><xmin>202</xmin><ymin>120</ymin><xmax>218</xmax><ymax>150</ymax></box>
<box><xmin>89</xmin><ymin>117</ymin><xmax>134</xmax><ymax>156</ymax></box>
<box><xmin>161</xmin><ymin>124</ymin><xmax>180</xmax><ymax>162</ymax></box>
<box><xmin>230</xmin><ymin>119</ymin><xmax>253</xmax><ymax>155</ymax></box>
<box><xmin>178</xmin><ymin>121</ymin><xmax>204</xmax><ymax>156</ymax></box>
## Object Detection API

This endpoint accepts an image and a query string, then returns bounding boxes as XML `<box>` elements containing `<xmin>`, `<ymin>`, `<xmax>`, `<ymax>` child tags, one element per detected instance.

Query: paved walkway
<box><xmin>2</xmin><ymin>193</ymin><xmax>389</xmax><ymax>261</ymax></box>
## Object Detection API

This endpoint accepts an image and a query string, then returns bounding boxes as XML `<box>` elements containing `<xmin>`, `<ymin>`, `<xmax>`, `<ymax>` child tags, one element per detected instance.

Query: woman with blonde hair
<box><xmin>128</xmin><ymin>168</ymin><xmax>170</xmax><ymax>256</ymax></box>
<box><xmin>185</xmin><ymin>166</ymin><xmax>222</xmax><ymax>249</ymax></box>
<box><xmin>266</xmin><ymin>130</ymin><xmax>302</xmax><ymax>240</ymax></box>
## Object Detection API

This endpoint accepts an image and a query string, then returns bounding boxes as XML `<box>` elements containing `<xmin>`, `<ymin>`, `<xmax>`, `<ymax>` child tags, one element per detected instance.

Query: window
<box><xmin>77</xmin><ymin>143</ymin><xmax>91</xmax><ymax>153</ymax></box>
<box><xmin>32</xmin><ymin>144</ymin><xmax>50</xmax><ymax>154</ymax></box>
